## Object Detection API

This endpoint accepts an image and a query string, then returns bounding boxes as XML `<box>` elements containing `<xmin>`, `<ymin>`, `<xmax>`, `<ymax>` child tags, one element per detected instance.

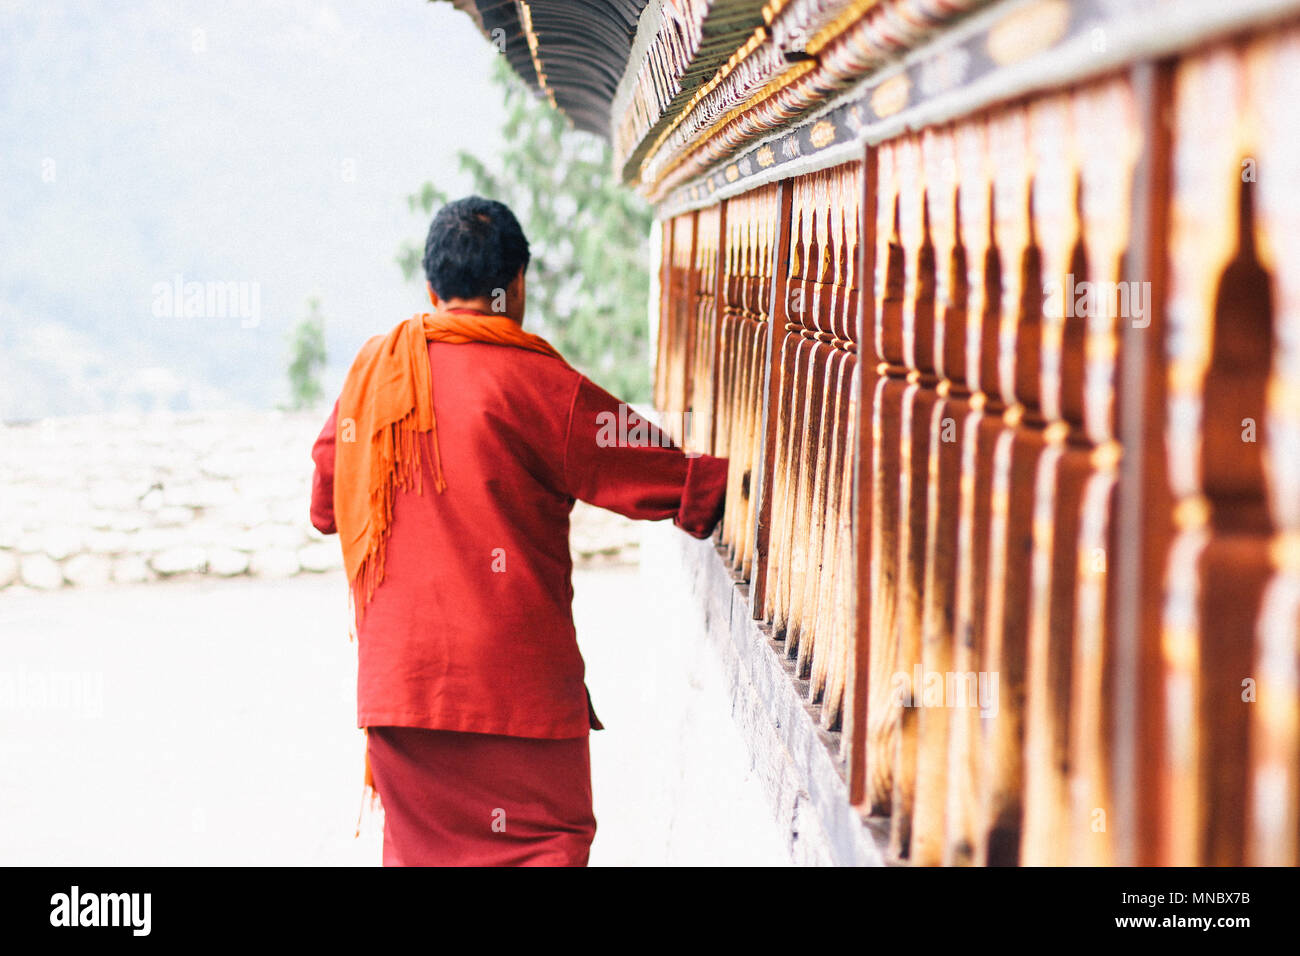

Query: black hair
<box><xmin>421</xmin><ymin>196</ymin><xmax>530</xmax><ymax>301</ymax></box>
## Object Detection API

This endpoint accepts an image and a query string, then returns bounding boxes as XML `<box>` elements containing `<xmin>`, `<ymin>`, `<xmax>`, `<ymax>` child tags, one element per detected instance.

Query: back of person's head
<box><xmin>422</xmin><ymin>196</ymin><xmax>530</xmax><ymax>301</ymax></box>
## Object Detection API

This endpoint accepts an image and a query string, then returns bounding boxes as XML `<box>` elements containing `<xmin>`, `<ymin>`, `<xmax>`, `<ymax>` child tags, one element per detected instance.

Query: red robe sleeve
<box><xmin>310</xmin><ymin>400</ymin><xmax>339</xmax><ymax>535</ymax></box>
<box><xmin>562</xmin><ymin>377</ymin><xmax>728</xmax><ymax>538</ymax></box>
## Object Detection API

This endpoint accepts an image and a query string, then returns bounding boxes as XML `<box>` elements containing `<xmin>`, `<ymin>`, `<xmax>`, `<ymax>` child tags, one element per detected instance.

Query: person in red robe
<box><xmin>309</xmin><ymin>196</ymin><xmax>728</xmax><ymax>866</ymax></box>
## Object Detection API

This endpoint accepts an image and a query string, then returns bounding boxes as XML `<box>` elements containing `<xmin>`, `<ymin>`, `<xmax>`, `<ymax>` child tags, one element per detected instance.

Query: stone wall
<box><xmin>0</xmin><ymin>411</ymin><xmax>640</xmax><ymax>593</ymax></box>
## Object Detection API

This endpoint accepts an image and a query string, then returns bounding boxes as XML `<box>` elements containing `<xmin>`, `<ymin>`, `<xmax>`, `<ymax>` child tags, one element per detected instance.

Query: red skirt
<box><xmin>365</xmin><ymin>725</ymin><xmax>596</xmax><ymax>866</ymax></box>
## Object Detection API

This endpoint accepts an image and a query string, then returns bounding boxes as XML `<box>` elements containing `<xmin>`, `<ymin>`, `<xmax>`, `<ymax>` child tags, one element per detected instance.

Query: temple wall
<box><xmin>650</xmin><ymin>6</ymin><xmax>1300</xmax><ymax>866</ymax></box>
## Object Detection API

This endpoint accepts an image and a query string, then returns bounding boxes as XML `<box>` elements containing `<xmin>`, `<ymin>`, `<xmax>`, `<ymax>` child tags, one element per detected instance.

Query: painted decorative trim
<box><xmin>655</xmin><ymin>0</ymin><xmax>1300</xmax><ymax>217</ymax></box>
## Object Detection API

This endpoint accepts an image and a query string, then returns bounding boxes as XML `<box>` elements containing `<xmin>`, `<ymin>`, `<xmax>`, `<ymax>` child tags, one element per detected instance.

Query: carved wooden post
<box><xmin>978</xmin><ymin>104</ymin><xmax>1040</xmax><ymax>867</ymax></box>
<box><xmin>868</xmin><ymin>138</ymin><xmax>908</xmax><ymax>816</ymax></box>
<box><xmin>846</xmin><ymin>142</ymin><xmax>877</xmax><ymax>807</ymax></box>
<box><xmin>912</xmin><ymin>122</ymin><xmax>963</xmax><ymax>866</ymax></box>
<box><xmin>1246</xmin><ymin>28</ymin><xmax>1300</xmax><ymax>867</ymax></box>
<box><xmin>687</xmin><ymin>206</ymin><xmax>721</xmax><ymax>454</ymax></box>
<box><xmin>879</xmin><ymin>131</ymin><xmax>941</xmax><ymax>859</ymax></box>
<box><xmin>945</xmin><ymin>115</ymin><xmax>999</xmax><ymax>866</ymax></box>
<box><xmin>750</xmin><ymin>181</ymin><xmax>795</xmax><ymax>619</ymax></box>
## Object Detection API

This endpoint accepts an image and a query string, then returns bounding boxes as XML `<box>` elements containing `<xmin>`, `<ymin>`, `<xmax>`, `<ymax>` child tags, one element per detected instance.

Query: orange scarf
<box><xmin>334</xmin><ymin>309</ymin><xmax>567</xmax><ymax>606</ymax></box>
<box><xmin>335</xmin><ymin>309</ymin><xmax>567</xmax><ymax>828</ymax></box>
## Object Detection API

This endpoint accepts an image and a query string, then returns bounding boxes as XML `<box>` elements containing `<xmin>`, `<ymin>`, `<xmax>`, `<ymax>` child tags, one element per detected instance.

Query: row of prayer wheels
<box><xmin>653</xmin><ymin>22</ymin><xmax>1300</xmax><ymax>866</ymax></box>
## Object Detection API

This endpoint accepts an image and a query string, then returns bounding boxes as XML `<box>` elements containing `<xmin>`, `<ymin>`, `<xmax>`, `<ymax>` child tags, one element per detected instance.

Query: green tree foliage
<box><xmin>287</xmin><ymin>297</ymin><xmax>327</xmax><ymax>409</ymax></box>
<box><xmin>397</xmin><ymin>57</ymin><xmax>654</xmax><ymax>402</ymax></box>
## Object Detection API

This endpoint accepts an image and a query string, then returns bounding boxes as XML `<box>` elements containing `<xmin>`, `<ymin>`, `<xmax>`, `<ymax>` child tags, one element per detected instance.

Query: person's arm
<box><xmin>562</xmin><ymin>376</ymin><xmax>727</xmax><ymax>538</ymax></box>
<box><xmin>309</xmin><ymin>400</ymin><xmax>339</xmax><ymax>535</ymax></box>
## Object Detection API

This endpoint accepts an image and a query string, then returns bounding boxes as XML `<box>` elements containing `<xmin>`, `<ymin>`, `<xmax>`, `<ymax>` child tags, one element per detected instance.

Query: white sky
<box><xmin>0</xmin><ymin>0</ymin><xmax>509</xmax><ymax>417</ymax></box>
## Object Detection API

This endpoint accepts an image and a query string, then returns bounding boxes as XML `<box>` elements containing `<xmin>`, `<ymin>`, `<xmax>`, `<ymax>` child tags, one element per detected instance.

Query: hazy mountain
<box><xmin>0</xmin><ymin>0</ymin><xmax>507</xmax><ymax>420</ymax></box>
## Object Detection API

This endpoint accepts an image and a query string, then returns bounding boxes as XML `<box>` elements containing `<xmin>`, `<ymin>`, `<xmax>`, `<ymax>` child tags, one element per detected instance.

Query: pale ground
<box><xmin>0</xmin><ymin>522</ymin><xmax>788</xmax><ymax>866</ymax></box>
